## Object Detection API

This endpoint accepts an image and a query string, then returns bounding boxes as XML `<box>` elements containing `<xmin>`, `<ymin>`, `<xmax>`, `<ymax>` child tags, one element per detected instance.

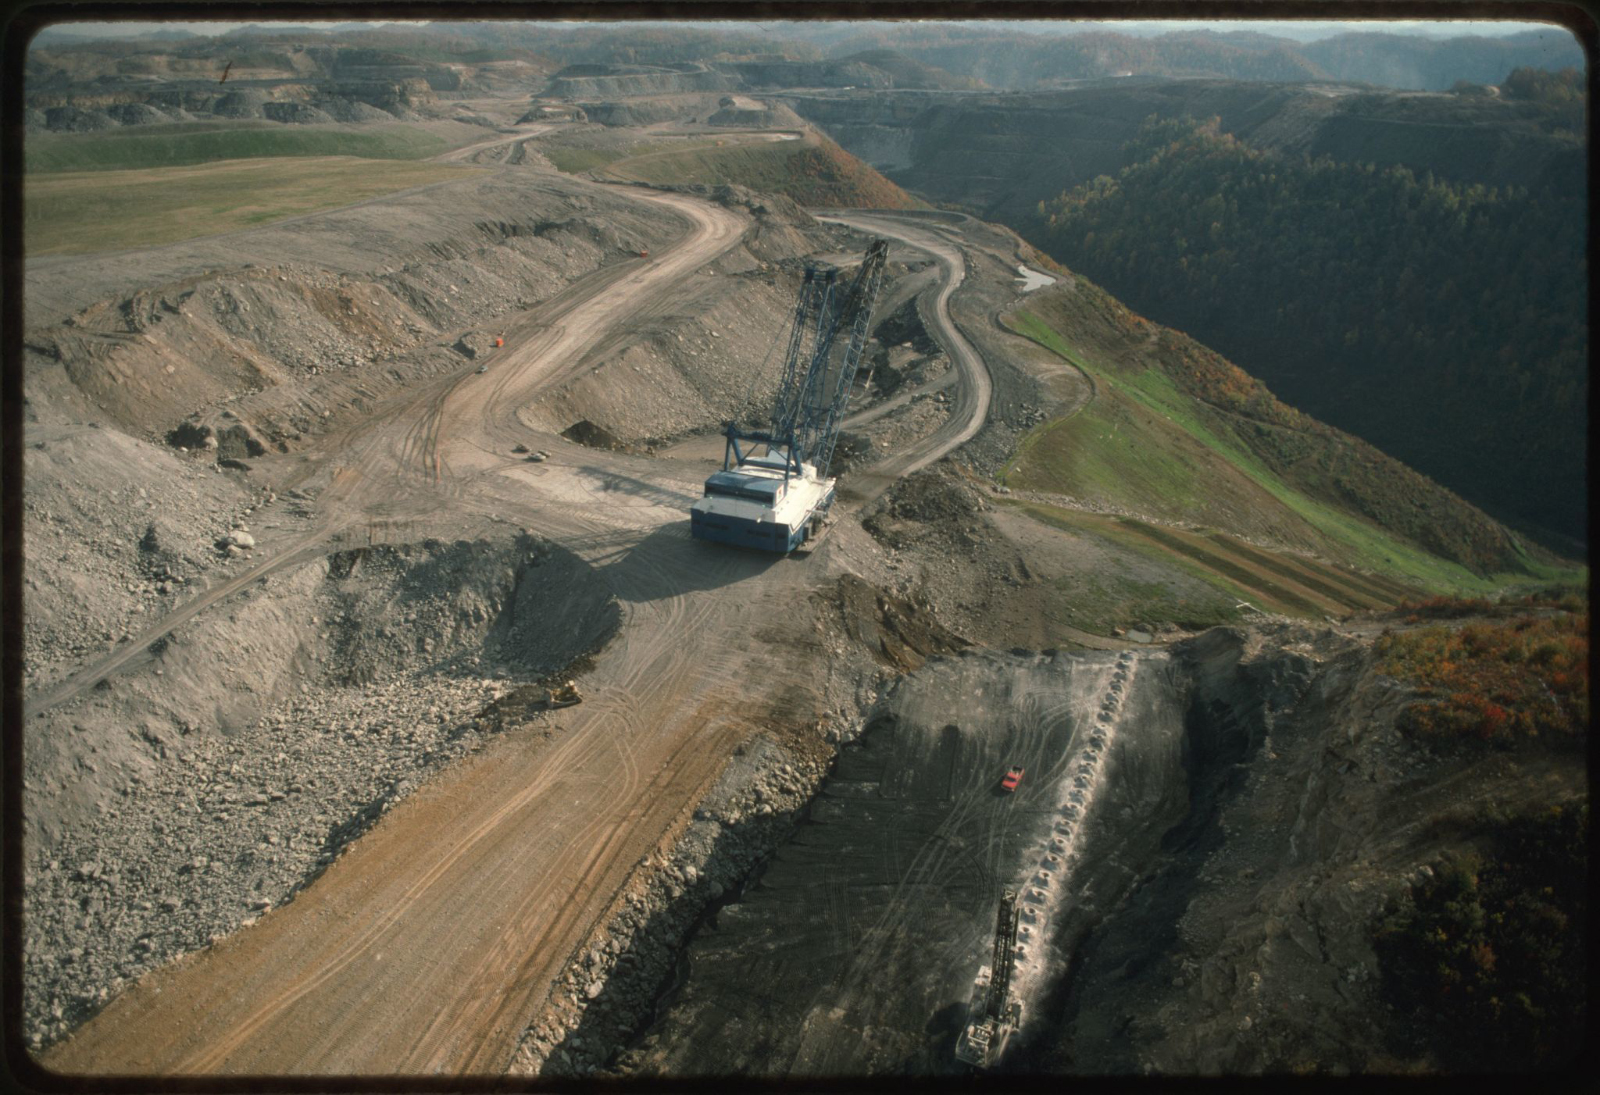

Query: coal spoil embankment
<box><xmin>620</xmin><ymin>645</ymin><xmax>1187</xmax><ymax>1076</ymax></box>
<box><xmin>23</xmin><ymin>531</ymin><xmax>617</xmax><ymax>1053</ymax></box>
<box><xmin>613</xmin><ymin>622</ymin><xmax>1435</xmax><ymax>1077</ymax></box>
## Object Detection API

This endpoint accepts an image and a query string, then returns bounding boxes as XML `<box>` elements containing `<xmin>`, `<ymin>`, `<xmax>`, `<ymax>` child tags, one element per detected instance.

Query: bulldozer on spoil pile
<box><xmin>542</xmin><ymin>680</ymin><xmax>582</xmax><ymax>709</ymax></box>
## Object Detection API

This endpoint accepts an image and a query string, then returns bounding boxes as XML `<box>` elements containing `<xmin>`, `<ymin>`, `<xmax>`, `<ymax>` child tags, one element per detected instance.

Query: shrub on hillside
<box><xmin>1392</xmin><ymin>587</ymin><xmax>1585</xmax><ymax>622</ymax></box>
<box><xmin>1376</xmin><ymin>611</ymin><xmax>1588</xmax><ymax>746</ymax></box>
<box><xmin>1373</xmin><ymin>803</ymin><xmax>1587</xmax><ymax>1071</ymax></box>
<box><xmin>1393</xmin><ymin>594</ymin><xmax>1497</xmax><ymax>621</ymax></box>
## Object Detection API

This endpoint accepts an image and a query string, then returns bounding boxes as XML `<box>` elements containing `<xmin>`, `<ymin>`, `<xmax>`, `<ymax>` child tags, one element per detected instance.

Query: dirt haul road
<box><xmin>37</xmin><ymin>185</ymin><xmax>813</xmax><ymax>1076</ymax></box>
<box><xmin>430</xmin><ymin>122</ymin><xmax>560</xmax><ymax>163</ymax></box>
<box><xmin>39</xmin><ymin>179</ymin><xmax>991</xmax><ymax>1073</ymax></box>
<box><xmin>23</xmin><ymin>187</ymin><xmax>737</xmax><ymax>725</ymax></box>
<box><xmin>815</xmin><ymin>212</ymin><xmax>993</xmax><ymax>503</ymax></box>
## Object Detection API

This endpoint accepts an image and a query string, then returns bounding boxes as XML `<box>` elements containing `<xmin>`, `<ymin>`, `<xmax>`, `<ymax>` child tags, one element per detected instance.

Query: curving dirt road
<box><xmin>23</xmin><ymin>189</ymin><xmax>740</xmax><ymax>725</ymax></box>
<box><xmin>430</xmin><ymin>122</ymin><xmax>561</xmax><ymax>163</ymax></box>
<box><xmin>39</xmin><ymin>179</ymin><xmax>996</xmax><ymax>1077</ymax></box>
<box><xmin>38</xmin><ymin>178</ymin><xmax>817</xmax><ymax>1076</ymax></box>
<box><xmin>814</xmin><ymin>212</ymin><xmax>993</xmax><ymax>503</ymax></box>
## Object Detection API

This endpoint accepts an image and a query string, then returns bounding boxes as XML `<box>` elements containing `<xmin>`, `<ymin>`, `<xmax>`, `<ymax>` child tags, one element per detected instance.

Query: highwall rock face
<box><xmin>506</xmin><ymin>622</ymin><xmax>1583</xmax><ymax>1078</ymax></box>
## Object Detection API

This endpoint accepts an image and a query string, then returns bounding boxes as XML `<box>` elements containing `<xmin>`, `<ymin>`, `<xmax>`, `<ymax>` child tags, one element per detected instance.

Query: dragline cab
<box><xmin>689</xmin><ymin>239</ymin><xmax>889</xmax><ymax>553</ymax></box>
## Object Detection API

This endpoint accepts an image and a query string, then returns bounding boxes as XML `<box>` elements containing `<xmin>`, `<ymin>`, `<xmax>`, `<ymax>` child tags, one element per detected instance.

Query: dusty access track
<box><xmin>37</xmin><ymin>163</ymin><xmax>994</xmax><ymax>1073</ymax></box>
<box><xmin>817</xmin><ymin>211</ymin><xmax>993</xmax><ymax>502</ymax></box>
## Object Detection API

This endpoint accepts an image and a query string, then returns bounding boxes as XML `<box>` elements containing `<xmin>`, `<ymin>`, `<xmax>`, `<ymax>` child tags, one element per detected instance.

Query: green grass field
<box><xmin>543</xmin><ymin>146</ymin><xmax>633</xmax><ymax>173</ymax></box>
<box><xmin>25</xmin><ymin>156</ymin><xmax>481</xmax><ymax>256</ymax></box>
<box><xmin>25</xmin><ymin>121</ymin><xmax>452</xmax><ymax>174</ymax></box>
<box><xmin>602</xmin><ymin>138</ymin><xmax>807</xmax><ymax>186</ymax></box>
<box><xmin>1000</xmin><ymin>305</ymin><xmax>1585</xmax><ymax>596</ymax></box>
<box><xmin>1016</xmin><ymin>500</ymin><xmax>1421</xmax><ymax>626</ymax></box>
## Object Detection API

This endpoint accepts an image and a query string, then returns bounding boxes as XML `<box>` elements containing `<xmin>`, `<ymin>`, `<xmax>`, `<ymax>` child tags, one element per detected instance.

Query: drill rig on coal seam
<box><xmin>954</xmin><ymin>887</ymin><xmax>1023</xmax><ymax>1068</ymax></box>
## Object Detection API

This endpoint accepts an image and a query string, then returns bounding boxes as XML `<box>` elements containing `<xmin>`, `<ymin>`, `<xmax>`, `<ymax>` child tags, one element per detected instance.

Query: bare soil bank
<box><xmin>23</xmin><ymin>530</ymin><xmax>617</xmax><ymax>1051</ymax></box>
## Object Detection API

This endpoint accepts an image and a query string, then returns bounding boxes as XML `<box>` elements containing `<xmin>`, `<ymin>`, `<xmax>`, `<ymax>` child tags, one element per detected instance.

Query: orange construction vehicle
<box><xmin>543</xmin><ymin>680</ymin><xmax>582</xmax><ymax>709</ymax></box>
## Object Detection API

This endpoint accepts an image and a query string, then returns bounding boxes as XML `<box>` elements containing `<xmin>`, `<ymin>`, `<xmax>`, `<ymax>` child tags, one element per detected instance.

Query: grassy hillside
<box><xmin>1017</xmin><ymin>501</ymin><xmax>1415</xmax><ymax>624</ymax></box>
<box><xmin>1000</xmin><ymin>276</ymin><xmax>1582</xmax><ymax>597</ymax></box>
<box><xmin>1037</xmin><ymin>115</ymin><xmax>1586</xmax><ymax>548</ymax></box>
<box><xmin>599</xmin><ymin>134</ymin><xmax>923</xmax><ymax>209</ymax></box>
<box><xmin>541</xmin><ymin>138</ymin><xmax>701</xmax><ymax>174</ymax></box>
<box><xmin>25</xmin><ymin>157</ymin><xmax>480</xmax><ymax>255</ymax></box>
<box><xmin>25</xmin><ymin>121</ymin><xmax>452</xmax><ymax>173</ymax></box>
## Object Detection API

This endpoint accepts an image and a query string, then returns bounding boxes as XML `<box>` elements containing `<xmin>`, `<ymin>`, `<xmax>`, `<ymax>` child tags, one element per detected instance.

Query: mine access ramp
<box><xmin>689</xmin><ymin>239</ymin><xmax>889</xmax><ymax>553</ymax></box>
<box><xmin>955</xmin><ymin>888</ymin><xmax>1023</xmax><ymax>1069</ymax></box>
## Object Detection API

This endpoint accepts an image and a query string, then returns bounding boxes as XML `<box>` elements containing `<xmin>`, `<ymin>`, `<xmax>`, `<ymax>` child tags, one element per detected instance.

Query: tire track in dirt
<box><xmin>430</xmin><ymin>124</ymin><xmax>560</xmax><ymax>164</ymax></box>
<box><xmin>37</xmin><ymin>177</ymin><xmax>922</xmax><ymax>1078</ymax></box>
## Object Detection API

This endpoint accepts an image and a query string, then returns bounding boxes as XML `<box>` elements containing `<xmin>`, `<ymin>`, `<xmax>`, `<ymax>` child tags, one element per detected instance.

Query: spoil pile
<box><xmin>22</xmin><ymin>532</ymin><xmax>619</xmax><ymax>1051</ymax></box>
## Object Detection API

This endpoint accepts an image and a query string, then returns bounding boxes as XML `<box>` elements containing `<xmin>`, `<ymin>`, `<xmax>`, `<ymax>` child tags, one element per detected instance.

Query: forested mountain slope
<box><xmin>1035</xmin><ymin>115</ymin><xmax>1586</xmax><ymax>549</ymax></box>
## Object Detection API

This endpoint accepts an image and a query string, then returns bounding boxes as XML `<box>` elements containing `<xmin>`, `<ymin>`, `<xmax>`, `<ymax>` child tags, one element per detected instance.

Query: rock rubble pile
<box><xmin>23</xmin><ymin>532</ymin><xmax>618</xmax><ymax>1051</ymax></box>
<box><xmin>24</xmin><ymin>674</ymin><xmax>526</xmax><ymax>1052</ymax></box>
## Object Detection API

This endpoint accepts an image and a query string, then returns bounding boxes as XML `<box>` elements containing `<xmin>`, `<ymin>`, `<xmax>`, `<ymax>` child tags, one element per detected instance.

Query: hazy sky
<box><xmin>42</xmin><ymin>18</ymin><xmax>1563</xmax><ymax>42</ymax></box>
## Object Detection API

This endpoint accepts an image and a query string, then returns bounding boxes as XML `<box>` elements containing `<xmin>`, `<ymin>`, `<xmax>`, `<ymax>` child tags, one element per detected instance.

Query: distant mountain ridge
<box><xmin>441</xmin><ymin>21</ymin><xmax>1583</xmax><ymax>93</ymax></box>
<box><xmin>802</xmin><ymin>24</ymin><xmax>1582</xmax><ymax>90</ymax></box>
<box><xmin>31</xmin><ymin>21</ymin><xmax>1582</xmax><ymax>94</ymax></box>
<box><xmin>789</xmin><ymin>77</ymin><xmax>1583</xmax><ymax>224</ymax></box>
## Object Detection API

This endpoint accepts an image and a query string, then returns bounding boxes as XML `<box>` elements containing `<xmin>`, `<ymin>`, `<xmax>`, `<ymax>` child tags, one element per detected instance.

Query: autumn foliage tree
<box><xmin>1374</xmin><ymin>804</ymin><xmax>1587</xmax><ymax>1071</ymax></box>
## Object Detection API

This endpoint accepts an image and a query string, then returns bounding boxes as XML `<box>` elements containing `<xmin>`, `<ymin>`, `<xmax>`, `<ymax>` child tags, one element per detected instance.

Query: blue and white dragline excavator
<box><xmin>689</xmin><ymin>238</ymin><xmax>889</xmax><ymax>553</ymax></box>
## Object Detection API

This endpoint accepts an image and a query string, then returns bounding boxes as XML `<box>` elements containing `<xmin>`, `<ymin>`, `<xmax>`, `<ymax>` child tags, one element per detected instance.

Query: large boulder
<box><xmin>215</xmin><ymin>424</ymin><xmax>265</xmax><ymax>462</ymax></box>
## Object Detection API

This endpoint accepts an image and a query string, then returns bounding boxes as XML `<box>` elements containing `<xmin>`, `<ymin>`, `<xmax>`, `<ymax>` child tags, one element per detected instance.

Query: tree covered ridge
<box><xmin>1037</xmin><ymin>113</ymin><xmax>1587</xmax><ymax>550</ymax></box>
<box><xmin>1498</xmin><ymin>65</ymin><xmax>1585</xmax><ymax>135</ymax></box>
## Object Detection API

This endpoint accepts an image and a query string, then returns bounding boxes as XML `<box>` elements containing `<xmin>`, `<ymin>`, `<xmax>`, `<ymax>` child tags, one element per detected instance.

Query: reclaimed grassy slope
<box><xmin>25</xmin><ymin>157</ymin><xmax>483</xmax><ymax>256</ymax></box>
<box><xmin>1002</xmin><ymin>281</ymin><xmax>1581</xmax><ymax>596</ymax></box>
<box><xmin>1014</xmin><ymin>501</ymin><xmax>1409</xmax><ymax>624</ymax></box>
<box><xmin>25</xmin><ymin>121</ymin><xmax>453</xmax><ymax>174</ymax></box>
